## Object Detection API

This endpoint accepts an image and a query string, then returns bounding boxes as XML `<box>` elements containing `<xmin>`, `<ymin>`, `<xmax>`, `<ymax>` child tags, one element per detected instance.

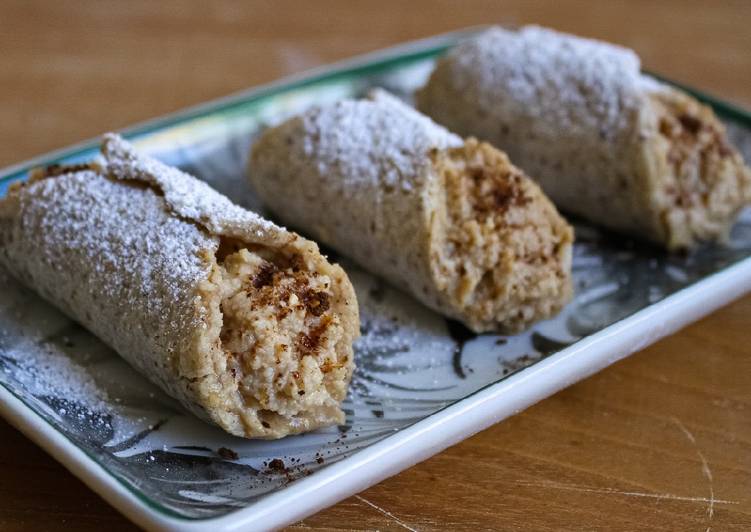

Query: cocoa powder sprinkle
<box><xmin>217</xmin><ymin>447</ymin><xmax>239</xmax><ymax>460</ymax></box>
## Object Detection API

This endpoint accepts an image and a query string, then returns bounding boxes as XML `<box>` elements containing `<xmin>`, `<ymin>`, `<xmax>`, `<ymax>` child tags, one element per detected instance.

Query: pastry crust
<box><xmin>0</xmin><ymin>134</ymin><xmax>359</xmax><ymax>439</ymax></box>
<box><xmin>249</xmin><ymin>91</ymin><xmax>572</xmax><ymax>333</ymax></box>
<box><xmin>417</xmin><ymin>26</ymin><xmax>751</xmax><ymax>250</ymax></box>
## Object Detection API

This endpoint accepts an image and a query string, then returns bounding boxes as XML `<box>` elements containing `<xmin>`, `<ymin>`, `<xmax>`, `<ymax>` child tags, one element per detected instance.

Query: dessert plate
<box><xmin>1</xmin><ymin>27</ymin><xmax>750</xmax><ymax>531</ymax></box>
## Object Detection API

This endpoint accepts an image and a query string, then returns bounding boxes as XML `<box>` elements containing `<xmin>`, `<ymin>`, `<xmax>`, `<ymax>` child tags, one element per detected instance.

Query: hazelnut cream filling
<box><xmin>650</xmin><ymin>91</ymin><xmax>748</xmax><ymax>246</ymax></box>
<box><xmin>430</xmin><ymin>140</ymin><xmax>571</xmax><ymax>331</ymax></box>
<box><xmin>215</xmin><ymin>245</ymin><xmax>347</xmax><ymax>433</ymax></box>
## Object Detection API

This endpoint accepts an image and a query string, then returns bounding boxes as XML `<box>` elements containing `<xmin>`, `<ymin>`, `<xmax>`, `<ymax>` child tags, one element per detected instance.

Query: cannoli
<box><xmin>249</xmin><ymin>91</ymin><xmax>573</xmax><ymax>333</ymax></box>
<box><xmin>0</xmin><ymin>134</ymin><xmax>359</xmax><ymax>439</ymax></box>
<box><xmin>417</xmin><ymin>26</ymin><xmax>751</xmax><ymax>250</ymax></box>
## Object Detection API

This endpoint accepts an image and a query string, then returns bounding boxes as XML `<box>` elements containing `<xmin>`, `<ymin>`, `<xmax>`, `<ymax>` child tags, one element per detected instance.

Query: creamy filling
<box><xmin>431</xmin><ymin>140</ymin><xmax>571</xmax><ymax>331</ymax></box>
<box><xmin>651</xmin><ymin>91</ymin><xmax>747</xmax><ymax>247</ymax></box>
<box><xmin>216</xmin><ymin>247</ymin><xmax>347</xmax><ymax>433</ymax></box>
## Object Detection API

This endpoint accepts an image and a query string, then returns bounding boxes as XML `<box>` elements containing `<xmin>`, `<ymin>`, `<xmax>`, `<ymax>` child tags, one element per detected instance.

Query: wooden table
<box><xmin>1</xmin><ymin>1</ymin><xmax>749</xmax><ymax>530</ymax></box>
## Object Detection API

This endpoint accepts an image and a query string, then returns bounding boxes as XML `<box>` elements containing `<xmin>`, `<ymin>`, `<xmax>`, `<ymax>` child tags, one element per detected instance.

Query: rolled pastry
<box><xmin>249</xmin><ymin>91</ymin><xmax>573</xmax><ymax>333</ymax></box>
<box><xmin>0</xmin><ymin>134</ymin><xmax>359</xmax><ymax>439</ymax></box>
<box><xmin>417</xmin><ymin>26</ymin><xmax>751</xmax><ymax>250</ymax></box>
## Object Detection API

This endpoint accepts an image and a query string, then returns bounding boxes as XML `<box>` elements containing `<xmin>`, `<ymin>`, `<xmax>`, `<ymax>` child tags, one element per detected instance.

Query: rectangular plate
<box><xmin>1</xmin><ymin>28</ymin><xmax>751</xmax><ymax>531</ymax></box>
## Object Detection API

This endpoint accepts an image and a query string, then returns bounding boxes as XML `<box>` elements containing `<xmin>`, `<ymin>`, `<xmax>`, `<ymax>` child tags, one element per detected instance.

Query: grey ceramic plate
<box><xmin>1</xmin><ymin>27</ymin><xmax>750</xmax><ymax>531</ymax></box>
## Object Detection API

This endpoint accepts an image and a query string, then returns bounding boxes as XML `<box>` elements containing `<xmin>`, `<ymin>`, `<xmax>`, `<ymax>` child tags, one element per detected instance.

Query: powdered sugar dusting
<box><xmin>444</xmin><ymin>25</ymin><xmax>647</xmax><ymax>138</ymax></box>
<box><xmin>299</xmin><ymin>90</ymin><xmax>461</xmax><ymax>193</ymax></box>
<box><xmin>2</xmin><ymin>336</ymin><xmax>111</xmax><ymax>421</ymax></box>
<box><xmin>30</xmin><ymin>170</ymin><xmax>209</xmax><ymax>316</ymax></box>
<box><xmin>0</xmin><ymin>278</ymin><xmax>112</xmax><ymax>424</ymax></box>
<box><xmin>103</xmin><ymin>134</ymin><xmax>288</xmax><ymax>246</ymax></box>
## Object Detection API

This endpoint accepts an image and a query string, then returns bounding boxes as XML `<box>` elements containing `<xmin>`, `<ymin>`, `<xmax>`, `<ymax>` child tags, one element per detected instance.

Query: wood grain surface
<box><xmin>1</xmin><ymin>1</ymin><xmax>749</xmax><ymax>530</ymax></box>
